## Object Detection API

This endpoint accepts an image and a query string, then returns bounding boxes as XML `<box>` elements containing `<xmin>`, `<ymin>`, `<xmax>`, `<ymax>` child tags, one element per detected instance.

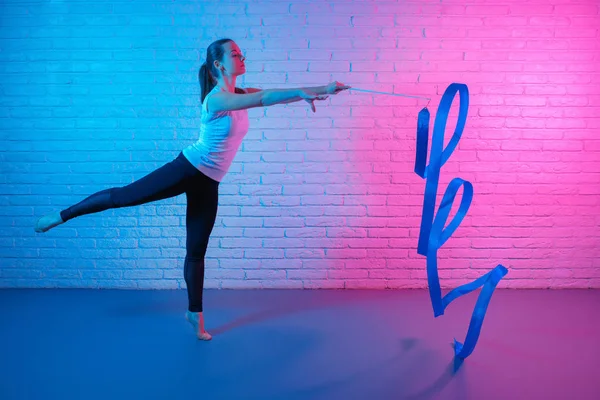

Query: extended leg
<box><xmin>35</xmin><ymin>153</ymin><xmax>197</xmax><ymax>232</ymax></box>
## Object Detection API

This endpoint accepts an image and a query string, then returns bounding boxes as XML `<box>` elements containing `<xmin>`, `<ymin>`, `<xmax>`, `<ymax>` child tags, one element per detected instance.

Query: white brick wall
<box><xmin>1</xmin><ymin>0</ymin><xmax>599</xmax><ymax>289</ymax></box>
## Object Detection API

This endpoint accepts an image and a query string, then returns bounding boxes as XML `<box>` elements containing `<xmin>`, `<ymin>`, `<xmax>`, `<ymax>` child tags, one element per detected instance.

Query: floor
<box><xmin>1</xmin><ymin>288</ymin><xmax>599</xmax><ymax>400</ymax></box>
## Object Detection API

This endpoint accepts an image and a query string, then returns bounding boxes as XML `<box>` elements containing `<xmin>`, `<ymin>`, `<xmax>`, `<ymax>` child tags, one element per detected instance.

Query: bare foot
<box><xmin>34</xmin><ymin>212</ymin><xmax>64</xmax><ymax>233</ymax></box>
<box><xmin>185</xmin><ymin>310</ymin><xmax>212</xmax><ymax>341</ymax></box>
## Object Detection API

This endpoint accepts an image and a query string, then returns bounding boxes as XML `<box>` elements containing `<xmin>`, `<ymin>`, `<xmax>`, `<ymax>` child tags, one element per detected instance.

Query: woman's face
<box><xmin>215</xmin><ymin>41</ymin><xmax>246</xmax><ymax>77</ymax></box>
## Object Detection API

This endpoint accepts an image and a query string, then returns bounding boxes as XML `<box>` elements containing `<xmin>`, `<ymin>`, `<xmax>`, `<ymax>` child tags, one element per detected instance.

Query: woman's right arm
<box><xmin>207</xmin><ymin>82</ymin><xmax>349</xmax><ymax>113</ymax></box>
<box><xmin>261</xmin><ymin>88</ymin><xmax>309</xmax><ymax>107</ymax></box>
<box><xmin>208</xmin><ymin>88</ymin><xmax>305</xmax><ymax>113</ymax></box>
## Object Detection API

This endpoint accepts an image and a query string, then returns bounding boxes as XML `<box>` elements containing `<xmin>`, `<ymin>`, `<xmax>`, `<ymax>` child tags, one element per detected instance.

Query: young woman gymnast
<box><xmin>35</xmin><ymin>38</ymin><xmax>350</xmax><ymax>340</ymax></box>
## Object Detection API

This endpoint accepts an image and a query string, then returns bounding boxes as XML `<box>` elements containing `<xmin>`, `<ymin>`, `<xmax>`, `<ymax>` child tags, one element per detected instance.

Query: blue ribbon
<box><xmin>414</xmin><ymin>83</ymin><xmax>508</xmax><ymax>359</ymax></box>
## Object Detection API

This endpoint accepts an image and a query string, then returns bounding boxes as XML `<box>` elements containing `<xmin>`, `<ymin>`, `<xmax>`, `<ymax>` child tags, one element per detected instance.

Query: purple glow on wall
<box><xmin>0</xmin><ymin>0</ymin><xmax>598</xmax><ymax>292</ymax></box>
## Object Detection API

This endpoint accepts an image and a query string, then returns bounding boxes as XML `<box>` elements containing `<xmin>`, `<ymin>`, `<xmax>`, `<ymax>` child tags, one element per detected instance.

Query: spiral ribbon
<box><xmin>414</xmin><ymin>83</ymin><xmax>508</xmax><ymax>359</ymax></box>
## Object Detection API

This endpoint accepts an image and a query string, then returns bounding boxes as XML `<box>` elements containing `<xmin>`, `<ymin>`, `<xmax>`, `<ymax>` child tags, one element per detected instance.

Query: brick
<box><xmin>1</xmin><ymin>0</ymin><xmax>597</xmax><ymax>291</ymax></box>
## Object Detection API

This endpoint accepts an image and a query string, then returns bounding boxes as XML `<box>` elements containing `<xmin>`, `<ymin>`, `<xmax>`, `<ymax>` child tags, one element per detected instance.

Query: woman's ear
<box><xmin>215</xmin><ymin>60</ymin><xmax>225</xmax><ymax>73</ymax></box>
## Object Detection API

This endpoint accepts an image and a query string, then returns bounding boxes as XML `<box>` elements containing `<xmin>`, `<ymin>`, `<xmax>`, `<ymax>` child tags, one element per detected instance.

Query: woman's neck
<box><xmin>215</xmin><ymin>77</ymin><xmax>236</xmax><ymax>93</ymax></box>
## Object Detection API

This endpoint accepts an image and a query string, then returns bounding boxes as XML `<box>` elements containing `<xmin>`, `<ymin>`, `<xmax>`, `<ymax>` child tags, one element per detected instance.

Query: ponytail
<box><xmin>199</xmin><ymin>38</ymin><xmax>235</xmax><ymax>103</ymax></box>
<box><xmin>199</xmin><ymin>62</ymin><xmax>216</xmax><ymax>104</ymax></box>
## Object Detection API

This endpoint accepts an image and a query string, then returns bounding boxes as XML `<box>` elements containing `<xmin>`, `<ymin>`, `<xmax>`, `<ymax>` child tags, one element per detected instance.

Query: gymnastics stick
<box><xmin>349</xmin><ymin>87</ymin><xmax>431</xmax><ymax>100</ymax></box>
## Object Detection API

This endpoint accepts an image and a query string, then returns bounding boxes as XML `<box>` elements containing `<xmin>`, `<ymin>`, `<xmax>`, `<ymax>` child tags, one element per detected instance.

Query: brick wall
<box><xmin>1</xmin><ymin>0</ymin><xmax>599</xmax><ymax>289</ymax></box>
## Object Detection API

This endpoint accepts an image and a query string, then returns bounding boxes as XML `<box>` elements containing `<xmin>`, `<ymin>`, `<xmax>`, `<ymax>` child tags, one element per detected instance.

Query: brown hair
<box><xmin>199</xmin><ymin>38</ymin><xmax>245</xmax><ymax>103</ymax></box>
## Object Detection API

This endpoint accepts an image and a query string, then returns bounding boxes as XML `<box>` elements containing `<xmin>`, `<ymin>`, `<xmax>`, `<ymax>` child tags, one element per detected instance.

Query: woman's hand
<box><xmin>298</xmin><ymin>89</ymin><xmax>329</xmax><ymax>113</ymax></box>
<box><xmin>325</xmin><ymin>81</ymin><xmax>351</xmax><ymax>95</ymax></box>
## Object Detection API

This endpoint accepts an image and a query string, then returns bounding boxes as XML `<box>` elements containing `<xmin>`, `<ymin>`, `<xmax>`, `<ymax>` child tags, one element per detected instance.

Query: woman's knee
<box><xmin>107</xmin><ymin>187</ymin><xmax>125</xmax><ymax>208</ymax></box>
<box><xmin>186</xmin><ymin>234</ymin><xmax>210</xmax><ymax>259</ymax></box>
<box><xmin>186</xmin><ymin>245</ymin><xmax>209</xmax><ymax>260</ymax></box>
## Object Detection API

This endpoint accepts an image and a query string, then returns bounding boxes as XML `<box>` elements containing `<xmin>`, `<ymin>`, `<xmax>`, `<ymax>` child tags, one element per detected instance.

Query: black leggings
<box><xmin>60</xmin><ymin>152</ymin><xmax>219</xmax><ymax>313</ymax></box>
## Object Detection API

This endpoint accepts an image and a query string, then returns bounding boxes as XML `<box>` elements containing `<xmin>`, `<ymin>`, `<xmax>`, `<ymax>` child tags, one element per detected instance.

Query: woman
<box><xmin>34</xmin><ymin>38</ymin><xmax>351</xmax><ymax>341</ymax></box>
